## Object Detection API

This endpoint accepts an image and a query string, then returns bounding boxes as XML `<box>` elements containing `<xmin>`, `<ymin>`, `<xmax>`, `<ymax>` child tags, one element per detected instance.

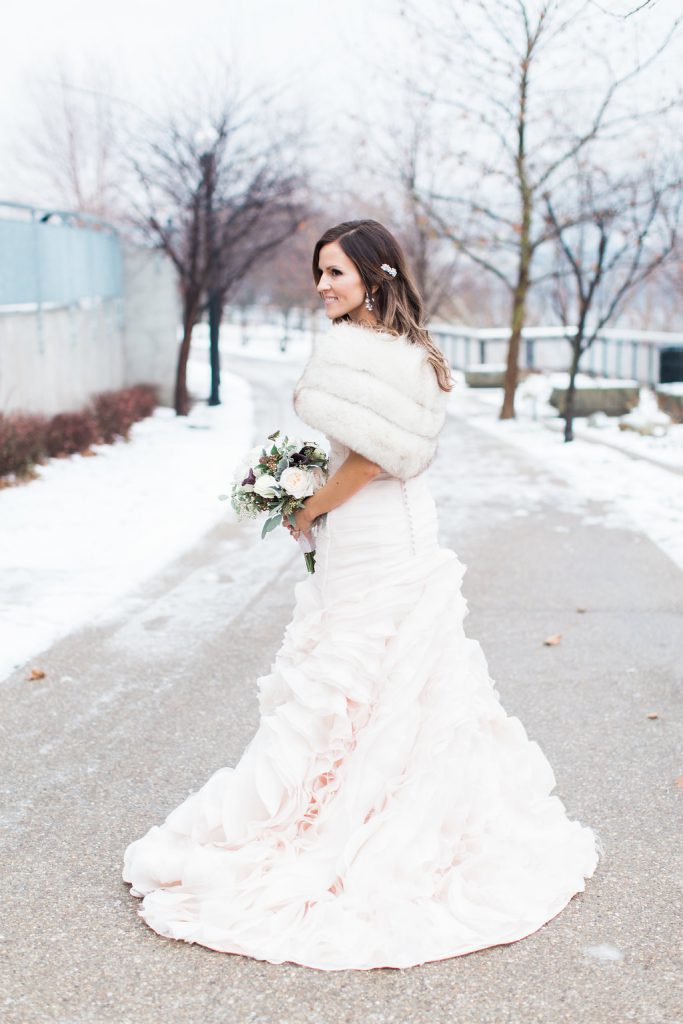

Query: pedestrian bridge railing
<box><xmin>427</xmin><ymin>324</ymin><xmax>683</xmax><ymax>388</ymax></box>
<box><xmin>222</xmin><ymin>305</ymin><xmax>682</xmax><ymax>387</ymax></box>
<box><xmin>0</xmin><ymin>200</ymin><xmax>122</xmax><ymax>311</ymax></box>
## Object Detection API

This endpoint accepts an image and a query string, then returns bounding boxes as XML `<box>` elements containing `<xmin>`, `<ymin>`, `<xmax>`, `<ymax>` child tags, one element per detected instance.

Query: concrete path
<box><xmin>1</xmin><ymin>355</ymin><xmax>681</xmax><ymax>1024</ymax></box>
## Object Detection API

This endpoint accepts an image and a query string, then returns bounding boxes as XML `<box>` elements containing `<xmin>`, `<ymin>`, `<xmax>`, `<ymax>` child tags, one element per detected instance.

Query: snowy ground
<box><xmin>448</xmin><ymin>371</ymin><xmax>683</xmax><ymax>576</ymax></box>
<box><xmin>1</xmin><ymin>320</ymin><xmax>681</xmax><ymax>684</ymax></box>
<box><xmin>494</xmin><ymin>369</ymin><xmax>682</xmax><ymax>473</ymax></box>
<box><xmin>215</xmin><ymin>323</ymin><xmax>683</xmax><ymax>571</ymax></box>
<box><xmin>0</xmin><ymin>358</ymin><xmax>254</xmax><ymax>682</ymax></box>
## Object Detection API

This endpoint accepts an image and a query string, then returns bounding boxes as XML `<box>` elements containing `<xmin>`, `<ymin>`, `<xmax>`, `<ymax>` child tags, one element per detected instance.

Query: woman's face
<box><xmin>316</xmin><ymin>241</ymin><xmax>376</xmax><ymax>323</ymax></box>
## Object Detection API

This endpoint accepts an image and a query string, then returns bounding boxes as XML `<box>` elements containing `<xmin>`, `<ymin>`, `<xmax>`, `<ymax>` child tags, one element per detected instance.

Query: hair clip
<box><xmin>380</xmin><ymin>263</ymin><xmax>397</xmax><ymax>277</ymax></box>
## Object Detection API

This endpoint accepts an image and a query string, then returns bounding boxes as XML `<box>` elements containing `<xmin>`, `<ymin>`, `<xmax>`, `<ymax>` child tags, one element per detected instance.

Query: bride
<box><xmin>122</xmin><ymin>218</ymin><xmax>602</xmax><ymax>971</ymax></box>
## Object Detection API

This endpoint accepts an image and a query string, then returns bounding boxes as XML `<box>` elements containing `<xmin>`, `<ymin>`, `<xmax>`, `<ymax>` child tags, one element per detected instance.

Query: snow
<box><xmin>0</xmin><ymin>358</ymin><xmax>254</xmax><ymax>682</ymax></box>
<box><xmin>202</xmin><ymin>320</ymin><xmax>313</xmax><ymax>363</ymax></box>
<box><xmin>657</xmin><ymin>382</ymin><xmax>683</xmax><ymax>397</ymax></box>
<box><xmin>1</xmin><ymin>323</ymin><xmax>681</xmax><ymax>685</ymax></box>
<box><xmin>510</xmin><ymin>371</ymin><xmax>683</xmax><ymax>471</ymax></box>
<box><xmin>452</xmin><ymin>371</ymin><xmax>683</xmax><ymax>572</ymax></box>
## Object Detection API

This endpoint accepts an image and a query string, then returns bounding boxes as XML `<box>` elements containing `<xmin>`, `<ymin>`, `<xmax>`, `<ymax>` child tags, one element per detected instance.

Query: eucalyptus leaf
<box><xmin>261</xmin><ymin>513</ymin><xmax>282</xmax><ymax>539</ymax></box>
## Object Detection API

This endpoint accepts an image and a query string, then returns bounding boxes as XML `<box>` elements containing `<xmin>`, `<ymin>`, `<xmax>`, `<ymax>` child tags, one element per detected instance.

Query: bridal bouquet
<box><xmin>220</xmin><ymin>430</ymin><xmax>328</xmax><ymax>573</ymax></box>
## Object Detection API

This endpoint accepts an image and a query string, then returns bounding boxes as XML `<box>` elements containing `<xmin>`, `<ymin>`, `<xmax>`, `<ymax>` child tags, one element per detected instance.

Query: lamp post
<box><xmin>198</xmin><ymin>132</ymin><xmax>221</xmax><ymax>406</ymax></box>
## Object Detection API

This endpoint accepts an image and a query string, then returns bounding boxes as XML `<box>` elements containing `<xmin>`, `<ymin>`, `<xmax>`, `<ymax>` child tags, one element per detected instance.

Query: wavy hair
<box><xmin>312</xmin><ymin>218</ymin><xmax>453</xmax><ymax>392</ymax></box>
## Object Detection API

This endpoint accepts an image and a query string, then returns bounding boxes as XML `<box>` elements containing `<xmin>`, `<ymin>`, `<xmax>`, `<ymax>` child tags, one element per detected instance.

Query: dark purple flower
<box><xmin>241</xmin><ymin>467</ymin><xmax>256</xmax><ymax>486</ymax></box>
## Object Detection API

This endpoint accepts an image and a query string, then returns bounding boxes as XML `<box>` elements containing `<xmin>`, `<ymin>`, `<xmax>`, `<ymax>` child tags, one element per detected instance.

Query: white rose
<box><xmin>253</xmin><ymin>473</ymin><xmax>279</xmax><ymax>498</ymax></box>
<box><xmin>280</xmin><ymin>466</ymin><xmax>316</xmax><ymax>499</ymax></box>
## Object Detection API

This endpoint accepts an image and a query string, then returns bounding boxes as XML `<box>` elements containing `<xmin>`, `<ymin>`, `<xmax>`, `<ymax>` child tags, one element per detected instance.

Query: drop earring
<box><xmin>364</xmin><ymin>291</ymin><xmax>374</xmax><ymax>311</ymax></box>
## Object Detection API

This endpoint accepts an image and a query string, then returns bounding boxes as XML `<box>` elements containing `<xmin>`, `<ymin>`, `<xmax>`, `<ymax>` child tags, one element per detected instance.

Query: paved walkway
<box><xmin>1</xmin><ymin>356</ymin><xmax>681</xmax><ymax>1024</ymax></box>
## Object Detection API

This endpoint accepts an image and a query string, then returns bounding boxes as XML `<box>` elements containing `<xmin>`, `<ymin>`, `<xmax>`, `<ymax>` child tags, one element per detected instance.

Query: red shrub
<box><xmin>90</xmin><ymin>390</ymin><xmax>136</xmax><ymax>443</ymax></box>
<box><xmin>90</xmin><ymin>383</ymin><xmax>158</xmax><ymax>442</ymax></box>
<box><xmin>1</xmin><ymin>382</ymin><xmax>160</xmax><ymax>482</ymax></box>
<box><xmin>128</xmin><ymin>383</ymin><xmax>159</xmax><ymax>420</ymax></box>
<box><xmin>0</xmin><ymin>412</ymin><xmax>49</xmax><ymax>478</ymax></box>
<box><xmin>45</xmin><ymin>411</ymin><xmax>99</xmax><ymax>456</ymax></box>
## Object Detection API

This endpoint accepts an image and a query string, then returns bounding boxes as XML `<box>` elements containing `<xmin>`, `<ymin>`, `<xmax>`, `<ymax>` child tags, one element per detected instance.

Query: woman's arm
<box><xmin>288</xmin><ymin>451</ymin><xmax>383</xmax><ymax>534</ymax></box>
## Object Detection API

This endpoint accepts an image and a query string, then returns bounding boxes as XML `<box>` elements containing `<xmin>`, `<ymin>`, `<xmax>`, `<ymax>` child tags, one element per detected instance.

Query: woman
<box><xmin>122</xmin><ymin>219</ymin><xmax>602</xmax><ymax>971</ymax></box>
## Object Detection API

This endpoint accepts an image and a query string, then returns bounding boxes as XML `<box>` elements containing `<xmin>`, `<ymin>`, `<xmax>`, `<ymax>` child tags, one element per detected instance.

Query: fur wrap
<box><xmin>292</xmin><ymin>320</ymin><xmax>448</xmax><ymax>480</ymax></box>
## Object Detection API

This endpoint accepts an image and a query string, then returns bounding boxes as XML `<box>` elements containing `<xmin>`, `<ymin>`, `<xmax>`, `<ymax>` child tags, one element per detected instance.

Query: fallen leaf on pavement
<box><xmin>27</xmin><ymin>668</ymin><xmax>46</xmax><ymax>680</ymax></box>
<box><xmin>646</xmin><ymin>712</ymin><xmax>659</xmax><ymax>719</ymax></box>
<box><xmin>543</xmin><ymin>633</ymin><xmax>562</xmax><ymax>646</ymax></box>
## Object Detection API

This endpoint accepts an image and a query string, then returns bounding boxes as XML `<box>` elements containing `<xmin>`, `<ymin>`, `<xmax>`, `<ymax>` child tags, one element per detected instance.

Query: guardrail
<box><xmin>429</xmin><ymin>324</ymin><xmax>683</xmax><ymax>387</ymax></box>
<box><xmin>0</xmin><ymin>200</ymin><xmax>123</xmax><ymax>310</ymax></box>
<box><xmin>220</xmin><ymin>305</ymin><xmax>683</xmax><ymax>387</ymax></box>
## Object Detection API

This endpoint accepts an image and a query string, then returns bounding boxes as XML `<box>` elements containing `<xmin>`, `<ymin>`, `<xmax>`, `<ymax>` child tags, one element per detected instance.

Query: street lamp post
<box><xmin>199</xmin><ymin>144</ymin><xmax>222</xmax><ymax>407</ymax></box>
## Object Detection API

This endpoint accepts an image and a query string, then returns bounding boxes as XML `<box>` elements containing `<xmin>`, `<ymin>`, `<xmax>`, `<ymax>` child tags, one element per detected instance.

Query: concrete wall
<box><xmin>121</xmin><ymin>245</ymin><xmax>180</xmax><ymax>407</ymax></box>
<box><xmin>0</xmin><ymin>246</ymin><xmax>180</xmax><ymax>416</ymax></box>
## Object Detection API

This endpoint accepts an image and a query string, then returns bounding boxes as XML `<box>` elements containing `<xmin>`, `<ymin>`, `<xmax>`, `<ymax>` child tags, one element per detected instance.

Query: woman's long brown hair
<box><xmin>312</xmin><ymin>219</ymin><xmax>454</xmax><ymax>392</ymax></box>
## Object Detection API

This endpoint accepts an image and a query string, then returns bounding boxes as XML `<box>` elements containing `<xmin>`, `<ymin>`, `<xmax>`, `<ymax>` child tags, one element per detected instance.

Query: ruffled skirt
<box><xmin>121</xmin><ymin>472</ymin><xmax>601</xmax><ymax>970</ymax></box>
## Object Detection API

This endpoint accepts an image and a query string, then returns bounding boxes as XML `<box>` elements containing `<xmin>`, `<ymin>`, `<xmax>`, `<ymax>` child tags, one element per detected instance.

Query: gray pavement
<box><xmin>1</xmin><ymin>354</ymin><xmax>681</xmax><ymax>1024</ymax></box>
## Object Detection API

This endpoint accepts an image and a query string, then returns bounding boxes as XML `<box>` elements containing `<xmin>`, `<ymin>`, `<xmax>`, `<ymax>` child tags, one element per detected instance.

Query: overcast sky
<box><xmin>0</xmin><ymin>0</ymin><xmax>389</xmax><ymax>201</ymax></box>
<box><xmin>0</xmin><ymin>0</ymin><xmax>679</xmax><ymax>205</ymax></box>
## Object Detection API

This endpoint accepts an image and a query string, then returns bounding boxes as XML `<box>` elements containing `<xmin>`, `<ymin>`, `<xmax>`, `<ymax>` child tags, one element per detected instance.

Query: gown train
<box><xmin>122</xmin><ymin>438</ymin><xmax>602</xmax><ymax>971</ymax></box>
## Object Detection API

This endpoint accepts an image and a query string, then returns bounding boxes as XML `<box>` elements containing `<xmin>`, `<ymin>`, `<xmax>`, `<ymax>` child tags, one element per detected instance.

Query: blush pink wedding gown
<box><xmin>122</xmin><ymin>436</ymin><xmax>602</xmax><ymax>970</ymax></box>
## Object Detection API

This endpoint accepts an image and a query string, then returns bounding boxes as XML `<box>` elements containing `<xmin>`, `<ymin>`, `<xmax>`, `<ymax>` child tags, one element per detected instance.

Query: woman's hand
<box><xmin>282</xmin><ymin>502</ymin><xmax>314</xmax><ymax>540</ymax></box>
<box><xmin>281</xmin><ymin>449</ymin><xmax>381</xmax><ymax>542</ymax></box>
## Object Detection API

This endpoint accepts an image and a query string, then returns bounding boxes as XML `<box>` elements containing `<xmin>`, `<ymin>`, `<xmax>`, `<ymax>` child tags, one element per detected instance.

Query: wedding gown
<box><xmin>122</xmin><ymin>436</ymin><xmax>602</xmax><ymax>971</ymax></box>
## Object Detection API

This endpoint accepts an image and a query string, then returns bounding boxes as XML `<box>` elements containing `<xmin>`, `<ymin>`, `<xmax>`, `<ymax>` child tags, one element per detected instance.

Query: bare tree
<box><xmin>590</xmin><ymin>1</ymin><xmax>661</xmax><ymax>17</ymax></box>
<box><xmin>345</xmin><ymin>89</ymin><xmax>468</xmax><ymax>322</ymax></box>
<box><xmin>545</xmin><ymin>155</ymin><xmax>682</xmax><ymax>440</ymax></box>
<box><xmin>389</xmin><ymin>106</ymin><xmax>466</xmax><ymax>321</ymax></box>
<box><xmin>398</xmin><ymin>0</ymin><xmax>682</xmax><ymax>419</ymax></box>
<box><xmin>127</xmin><ymin>95</ymin><xmax>308</xmax><ymax>415</ymax></box>
<box><xmin>16</xmin><ymin>59</ymin><xmax>129</xmax><ymax>219</ymax></box>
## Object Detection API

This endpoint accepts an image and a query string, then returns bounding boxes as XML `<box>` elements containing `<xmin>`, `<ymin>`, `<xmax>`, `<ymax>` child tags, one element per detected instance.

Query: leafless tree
<box><xmin>237</xmin><ymin>215</ymin><xmax>329</xmax><ymax>345</ymax></box>
<box><xmin>126</xmin><ymin>94</ymin><xmax>308</xmax><ymax>415</ymax></box>
<box><xmin>346</xmin><ymin>90</ymin><xmax>466</xmax><ymax>322</ymax></box>
<box><xmin>545</xmin><ymin>155</ymin><xmax>682</xmax><ymax>440</ymax></box>
<box><xmin>16</xmin><ymin>59</ymin><xmax>128</xmax><ymax>218</ymax></box>
<box><xmin>398</xmin><ymin>0</ymin><xmax>682</xmax><ymax>419</ymax></box>
<box><xmin>590</xmin><ymin>1</ymin><xmax>661</xmax><ymax>18</ymax></box>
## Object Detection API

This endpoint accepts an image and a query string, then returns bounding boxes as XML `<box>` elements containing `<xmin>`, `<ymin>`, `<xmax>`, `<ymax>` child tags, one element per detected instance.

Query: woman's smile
<box><xmin>316</xmin><ymin>239</ymin><xmax>377</xmax><ymax>324</ymax></box>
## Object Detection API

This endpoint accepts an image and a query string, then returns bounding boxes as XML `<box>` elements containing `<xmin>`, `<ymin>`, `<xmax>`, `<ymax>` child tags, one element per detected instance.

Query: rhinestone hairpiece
<box><xmin>380</xmin><ymin>263</ymin><xmax>397</xmax><ymax>277</ymax></box>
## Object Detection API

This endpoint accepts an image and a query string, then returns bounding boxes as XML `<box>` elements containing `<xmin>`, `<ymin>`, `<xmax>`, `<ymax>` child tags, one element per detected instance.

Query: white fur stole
<box><xmin>292</xmin><ymin>320</ymin><xmax>447</xmax><ymax>480</ymax></box>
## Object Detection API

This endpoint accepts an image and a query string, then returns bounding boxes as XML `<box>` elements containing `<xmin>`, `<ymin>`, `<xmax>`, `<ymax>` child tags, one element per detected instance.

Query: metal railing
<box><xmin>0</xmin><ymin>200</ymin><xmax>123</xmax><ymax>310</ymax></box>
<box><xmin>220</xmin><ymin>305</ymin><xmax>683</xmax><ymax>386</ymax></box>
<box><xmin>429</xmin><ymin>324</ymin><xmax>683</xmax><ymax>388</ymax></box>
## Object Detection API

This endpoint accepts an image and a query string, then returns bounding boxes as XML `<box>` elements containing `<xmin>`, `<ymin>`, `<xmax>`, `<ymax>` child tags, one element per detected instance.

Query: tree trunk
<box><xmin>500</xmin><ymin>260</ymin><xmax>530</xmax><ymax>420</ymax></box>
<box><xmin>563</xmin><ymin>339</ymin><xmax>583</xmax><ymax>442</ymax></box>
<box><xmin>175</xmin><ymin>300</ymin><xmax>199</xmax><ymax>416</ymax></box>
